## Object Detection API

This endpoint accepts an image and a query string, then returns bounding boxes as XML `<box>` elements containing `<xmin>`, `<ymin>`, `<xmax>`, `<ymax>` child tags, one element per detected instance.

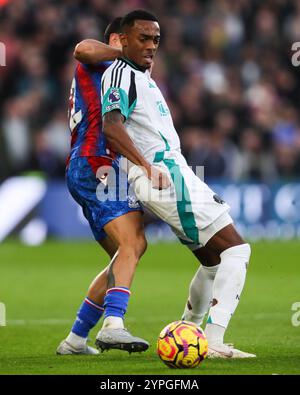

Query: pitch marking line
<box><xmin>7</xmin><ymin>319</ymin><xmax>73</xmax><ymax>326</ymax></box>
<box><xmin>6</xmin><ymin>313</ymin><xmax>288</xmax><ymax>326</ymax></box>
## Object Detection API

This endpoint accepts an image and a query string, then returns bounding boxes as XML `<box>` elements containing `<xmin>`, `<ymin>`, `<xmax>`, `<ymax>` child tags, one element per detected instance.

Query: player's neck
<box><xmin>119</xmin><ymin>56</ymin><xmax>147</xmax><ymax>73</ymax></box>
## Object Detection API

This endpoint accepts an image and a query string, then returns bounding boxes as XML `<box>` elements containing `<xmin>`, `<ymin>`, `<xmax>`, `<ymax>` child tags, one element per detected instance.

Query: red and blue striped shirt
<box><xmin>68</xmin><ymin>62</ymin><xmax>118</xmax><ymax>163</ymax></box>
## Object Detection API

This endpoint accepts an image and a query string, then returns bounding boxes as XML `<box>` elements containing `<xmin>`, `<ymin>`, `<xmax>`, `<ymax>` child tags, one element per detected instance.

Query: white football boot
<box><xmin>95</xmin><ymin>328</ymin><xmax>149</xmax><ymax>353</ymax></box>
<box><xmin>56</xmin><ymin>339</ymin><xmax>99</xmax><ymax>355</ymax></box>
<box><xmin>208</xmin><ymin>343</ymin><xmax>256</xmax><ymax>359</ymax></box>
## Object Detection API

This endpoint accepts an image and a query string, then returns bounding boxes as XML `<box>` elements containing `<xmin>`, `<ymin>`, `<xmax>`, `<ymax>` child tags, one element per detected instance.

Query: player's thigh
<box><xmin>103</xmin><ymin>211</ymin><xmax>146</xmax><ymax>254</ymax></box>
<box><xmin>205</xmin><ymin>223</ymin><xmax>246</xmax><ymax>255</ymax></box>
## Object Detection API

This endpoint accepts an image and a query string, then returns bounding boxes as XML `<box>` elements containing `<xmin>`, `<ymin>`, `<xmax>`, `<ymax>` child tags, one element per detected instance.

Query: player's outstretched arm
<box><xmin>103</xmin><ymin>110</ymin><xmax>170</xmax><ymax>190</ymax></box>
<box><xmin>74</xmin><ymin>39</ymin><xmax>122</xmax><ymax>65</ymax></box>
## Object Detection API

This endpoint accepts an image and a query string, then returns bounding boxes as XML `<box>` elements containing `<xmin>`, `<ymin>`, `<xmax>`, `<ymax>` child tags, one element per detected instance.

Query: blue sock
<box><xmin>71</xmin><ymin>297</ymin><xmax>104</xmax><ymax>338</ymax></box>
<box><xmin>104</xmin><ymin>287</ymin><xmax>131</xmax><ymax>319</ymax></box>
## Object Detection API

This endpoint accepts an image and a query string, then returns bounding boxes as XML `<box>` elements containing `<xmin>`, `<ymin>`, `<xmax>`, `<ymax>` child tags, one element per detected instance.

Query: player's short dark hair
<box><xmin>104</xmin><ymin>17</ymin><xmax>123</xmax><ymax>44</ymax></box>
<box><xmin>121</xmin><ymin>10</ymin><xmax>158</xmax><ymax>30</ymax></box>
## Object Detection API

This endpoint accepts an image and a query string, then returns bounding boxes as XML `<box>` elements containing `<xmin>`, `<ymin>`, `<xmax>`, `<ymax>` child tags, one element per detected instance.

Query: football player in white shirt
<box><xmin>78</xmin><ymin>10</ymin><xmax>256</xmax><ymax>359</ymax></box>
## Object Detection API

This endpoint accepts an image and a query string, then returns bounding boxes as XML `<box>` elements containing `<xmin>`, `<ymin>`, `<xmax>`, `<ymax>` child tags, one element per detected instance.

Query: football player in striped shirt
<box><xmin>57</xmin><ymin>18</ymin><xmax>169</xmax><ymax>355</ymax></box>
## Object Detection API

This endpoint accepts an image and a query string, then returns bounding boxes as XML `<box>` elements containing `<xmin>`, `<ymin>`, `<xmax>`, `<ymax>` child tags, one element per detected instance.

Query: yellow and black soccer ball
<box><xmin>157</xmin><ymin>320</ymin><xmax>208</xmax><ymax>368</ymax></box>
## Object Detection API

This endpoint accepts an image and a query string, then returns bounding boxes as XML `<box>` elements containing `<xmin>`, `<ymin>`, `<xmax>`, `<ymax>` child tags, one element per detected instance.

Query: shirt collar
<box><xmin>119</xmin><ymin>57</ymin><xmax>147</xmax><ymax>73</ymax></box>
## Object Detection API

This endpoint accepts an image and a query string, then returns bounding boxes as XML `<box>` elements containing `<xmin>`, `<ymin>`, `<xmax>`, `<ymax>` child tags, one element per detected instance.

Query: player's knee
<box><xmin>240</xmin><ymin>243</ymin><xmax>251</xmax><ymax>262</ymax></box>
<box><xmin>220</xmin><ymin>243</ymin><xmax>251</xmax><ymax>266</ymax></box>
<box><xmin>118</xmin><ymin>234</ymin><xmax>147</xmax><ymax>263</ymax></box>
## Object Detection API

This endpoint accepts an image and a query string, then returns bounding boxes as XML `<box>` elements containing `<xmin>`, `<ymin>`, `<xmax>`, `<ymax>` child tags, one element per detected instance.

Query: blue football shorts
<box><xmin>66</xmin><ymin>156</ymin><xmax>142</xmax><ymax>241</ymax></box>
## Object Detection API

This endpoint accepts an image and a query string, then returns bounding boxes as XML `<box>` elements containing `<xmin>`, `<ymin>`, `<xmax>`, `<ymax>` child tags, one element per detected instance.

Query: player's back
<box><xmin>68</xmin><ymin>62</ymin><xmax>117</xmax><ymax>161</ymax></box>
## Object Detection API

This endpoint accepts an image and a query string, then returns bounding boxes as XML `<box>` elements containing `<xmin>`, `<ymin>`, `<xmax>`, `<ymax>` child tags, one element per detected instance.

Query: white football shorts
<box><xmin>128</xmin><ymin>151</ymin><xmax>233</xmax><ymax>249</ymax></box>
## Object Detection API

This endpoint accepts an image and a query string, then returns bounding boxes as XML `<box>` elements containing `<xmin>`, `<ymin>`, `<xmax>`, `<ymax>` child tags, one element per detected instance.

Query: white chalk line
<box><xmin>4</xmin><ymin>312</ymin><xmax>289</xmax><ymax>326</ymax></box>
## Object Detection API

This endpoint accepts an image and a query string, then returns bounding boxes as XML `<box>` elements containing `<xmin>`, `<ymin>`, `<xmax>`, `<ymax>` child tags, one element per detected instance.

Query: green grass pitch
<box><xmin>0</xmin><ymin>240</ymin><xmax>300</xmax><ymax>375</ymax></box>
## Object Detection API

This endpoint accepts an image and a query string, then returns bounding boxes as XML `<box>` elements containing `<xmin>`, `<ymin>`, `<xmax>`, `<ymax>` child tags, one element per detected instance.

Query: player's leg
<box><xmin>57</xmin><ymin>158</ymin><xmax>104</xmax><ymax>354</ymax></box>
<box><xmin>133</xmin><ymin>159</ymin><xmax>253</xmax><ymax>356</ymax></box>
<box><xmin>182</xmin><ymin>246</ymin><xmax>220</xmax><ymax>326</ymax></box>
<box><xmin>201</xmin><ymin>221</ymin><xmax>255</xmax><ymax>358</ymax></box>
<box><xmin>102</xmin><ymin>211</ymin><xmax>147</xmax><ymax>291</ymax></box>
<box><xmin>169</xmin><ymin>162</ymin><xmax>254</xmax><ymax>358</ymax></box>
<box><xmin>58</xmin><ymin>209</ymin><xmax>149</xmax><ymax>355</ymax></box>
<box><xmin>58</xmin><ymin>236</ymin><xmax>118</xmax><ymax>355</ymax></box>
<box><xmin>86</xmin><ymin>236</ymin><xmax>118</xmax><ymax>304</ymax></box>
<box><xmin>95</xmin><ymin>211</ymin><xmax>150</xmax><ymax>353</ymax></box>
<box><xmin>153</xmin><ymin>159</ymin><xmax>254</xmax><ymax>357</ymax></box>
<box><xmin>58</xmin><ymin>158</ymin><xmax>146</xmax><ymax>354</ymax></box>
<box><xmin>181</xmin><ymin>223</ymin><xmax>241</xmax><ymax>327</ymax></box>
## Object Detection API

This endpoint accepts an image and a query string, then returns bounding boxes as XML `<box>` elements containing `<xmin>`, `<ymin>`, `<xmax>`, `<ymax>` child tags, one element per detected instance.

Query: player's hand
<box><xmin>147</xmin><ymin>165</ymin><xmax>170</xmax><ymax>190</ymax></box>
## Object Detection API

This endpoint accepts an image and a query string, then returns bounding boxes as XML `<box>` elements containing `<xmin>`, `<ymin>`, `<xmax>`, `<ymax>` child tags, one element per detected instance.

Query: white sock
<box><xmin>206</xmin><ymin>243</ymin><xmax>251</xmax><ymax>345</ymax></box>
<box><xmin>182</xmin><ymin>264</ymin><xmax>220</xmax><ymax>326</ymax></box>
<box><xmin>102</xmin><ymin>316</ymin><xmax>124</xmax><ymax>330</ymax></box>
<box><xmin>66</xmin><ymin>332</ymin><xmax>87</xmax><ymax>348</ymax></box>
<box><xmin>205</xmin><ymin>323</ymin><xmax>226</xmax><ymax>346</ymax></box>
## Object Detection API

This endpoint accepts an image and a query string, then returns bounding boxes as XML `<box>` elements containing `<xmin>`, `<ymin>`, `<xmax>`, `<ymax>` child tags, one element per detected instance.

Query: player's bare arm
<box><xmin>103</xmin><ymin>110</ymin><xmax>170</xmax><ymax>190</ymax></box>
<box><xmin>74</xmin><ymin>39</ymin><xmax>122</xmax><ymax>64</ymax></box>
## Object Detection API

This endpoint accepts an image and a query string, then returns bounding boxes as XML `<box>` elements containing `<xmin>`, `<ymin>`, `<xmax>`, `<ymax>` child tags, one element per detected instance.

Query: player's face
<box><xmin>121</xmin><ymin>20</ymin><xmax>160</xmax><ymax>69</ymax></box>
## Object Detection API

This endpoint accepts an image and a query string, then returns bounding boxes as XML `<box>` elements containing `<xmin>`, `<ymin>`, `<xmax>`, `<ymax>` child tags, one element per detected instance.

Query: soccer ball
<box><xmin>157</xmin><ymin>320</ymin><xmax>208</xmax><ymax>368</ymax></box>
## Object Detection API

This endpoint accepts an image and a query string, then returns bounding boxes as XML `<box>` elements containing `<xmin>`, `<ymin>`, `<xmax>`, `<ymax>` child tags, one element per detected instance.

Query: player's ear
<box><xmin>109</xmin><ymin>33</ymin><xmax>121</xmax><ymax>47</ymax></box>
<box><xmin>119</xmin><ymin>33</ymin><xmax>128</xmax><ymax>48</ymax></box>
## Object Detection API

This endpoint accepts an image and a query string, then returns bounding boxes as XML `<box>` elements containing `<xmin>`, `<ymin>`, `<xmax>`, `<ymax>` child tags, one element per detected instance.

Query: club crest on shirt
<box><xmin>127</xmin><ymin>194</ymin><xmax>140</xmax><ymax>209</ymax></box>
<box><xmin>108</xmin><ymin>89</ymin><xmax>120</xmax><ymax>103</ymax></box>
<box><xmin>156</xmin><ymin>101</ymin><xmax>170</xmax><ymax>117</ymax></box>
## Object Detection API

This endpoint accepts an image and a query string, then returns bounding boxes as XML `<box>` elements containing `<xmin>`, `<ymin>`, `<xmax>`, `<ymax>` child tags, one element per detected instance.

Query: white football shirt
<box><xmin>101</xmin><ymin>57</ymin><xmax>181</xmax><ymax>165</ymax></box>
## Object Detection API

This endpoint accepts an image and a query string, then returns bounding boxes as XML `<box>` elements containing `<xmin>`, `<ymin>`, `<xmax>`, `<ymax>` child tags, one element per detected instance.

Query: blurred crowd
<box><xmin>0</xmin><ymin>0</ymin><xmax>300</xmax><ymax>182</ymax></box>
